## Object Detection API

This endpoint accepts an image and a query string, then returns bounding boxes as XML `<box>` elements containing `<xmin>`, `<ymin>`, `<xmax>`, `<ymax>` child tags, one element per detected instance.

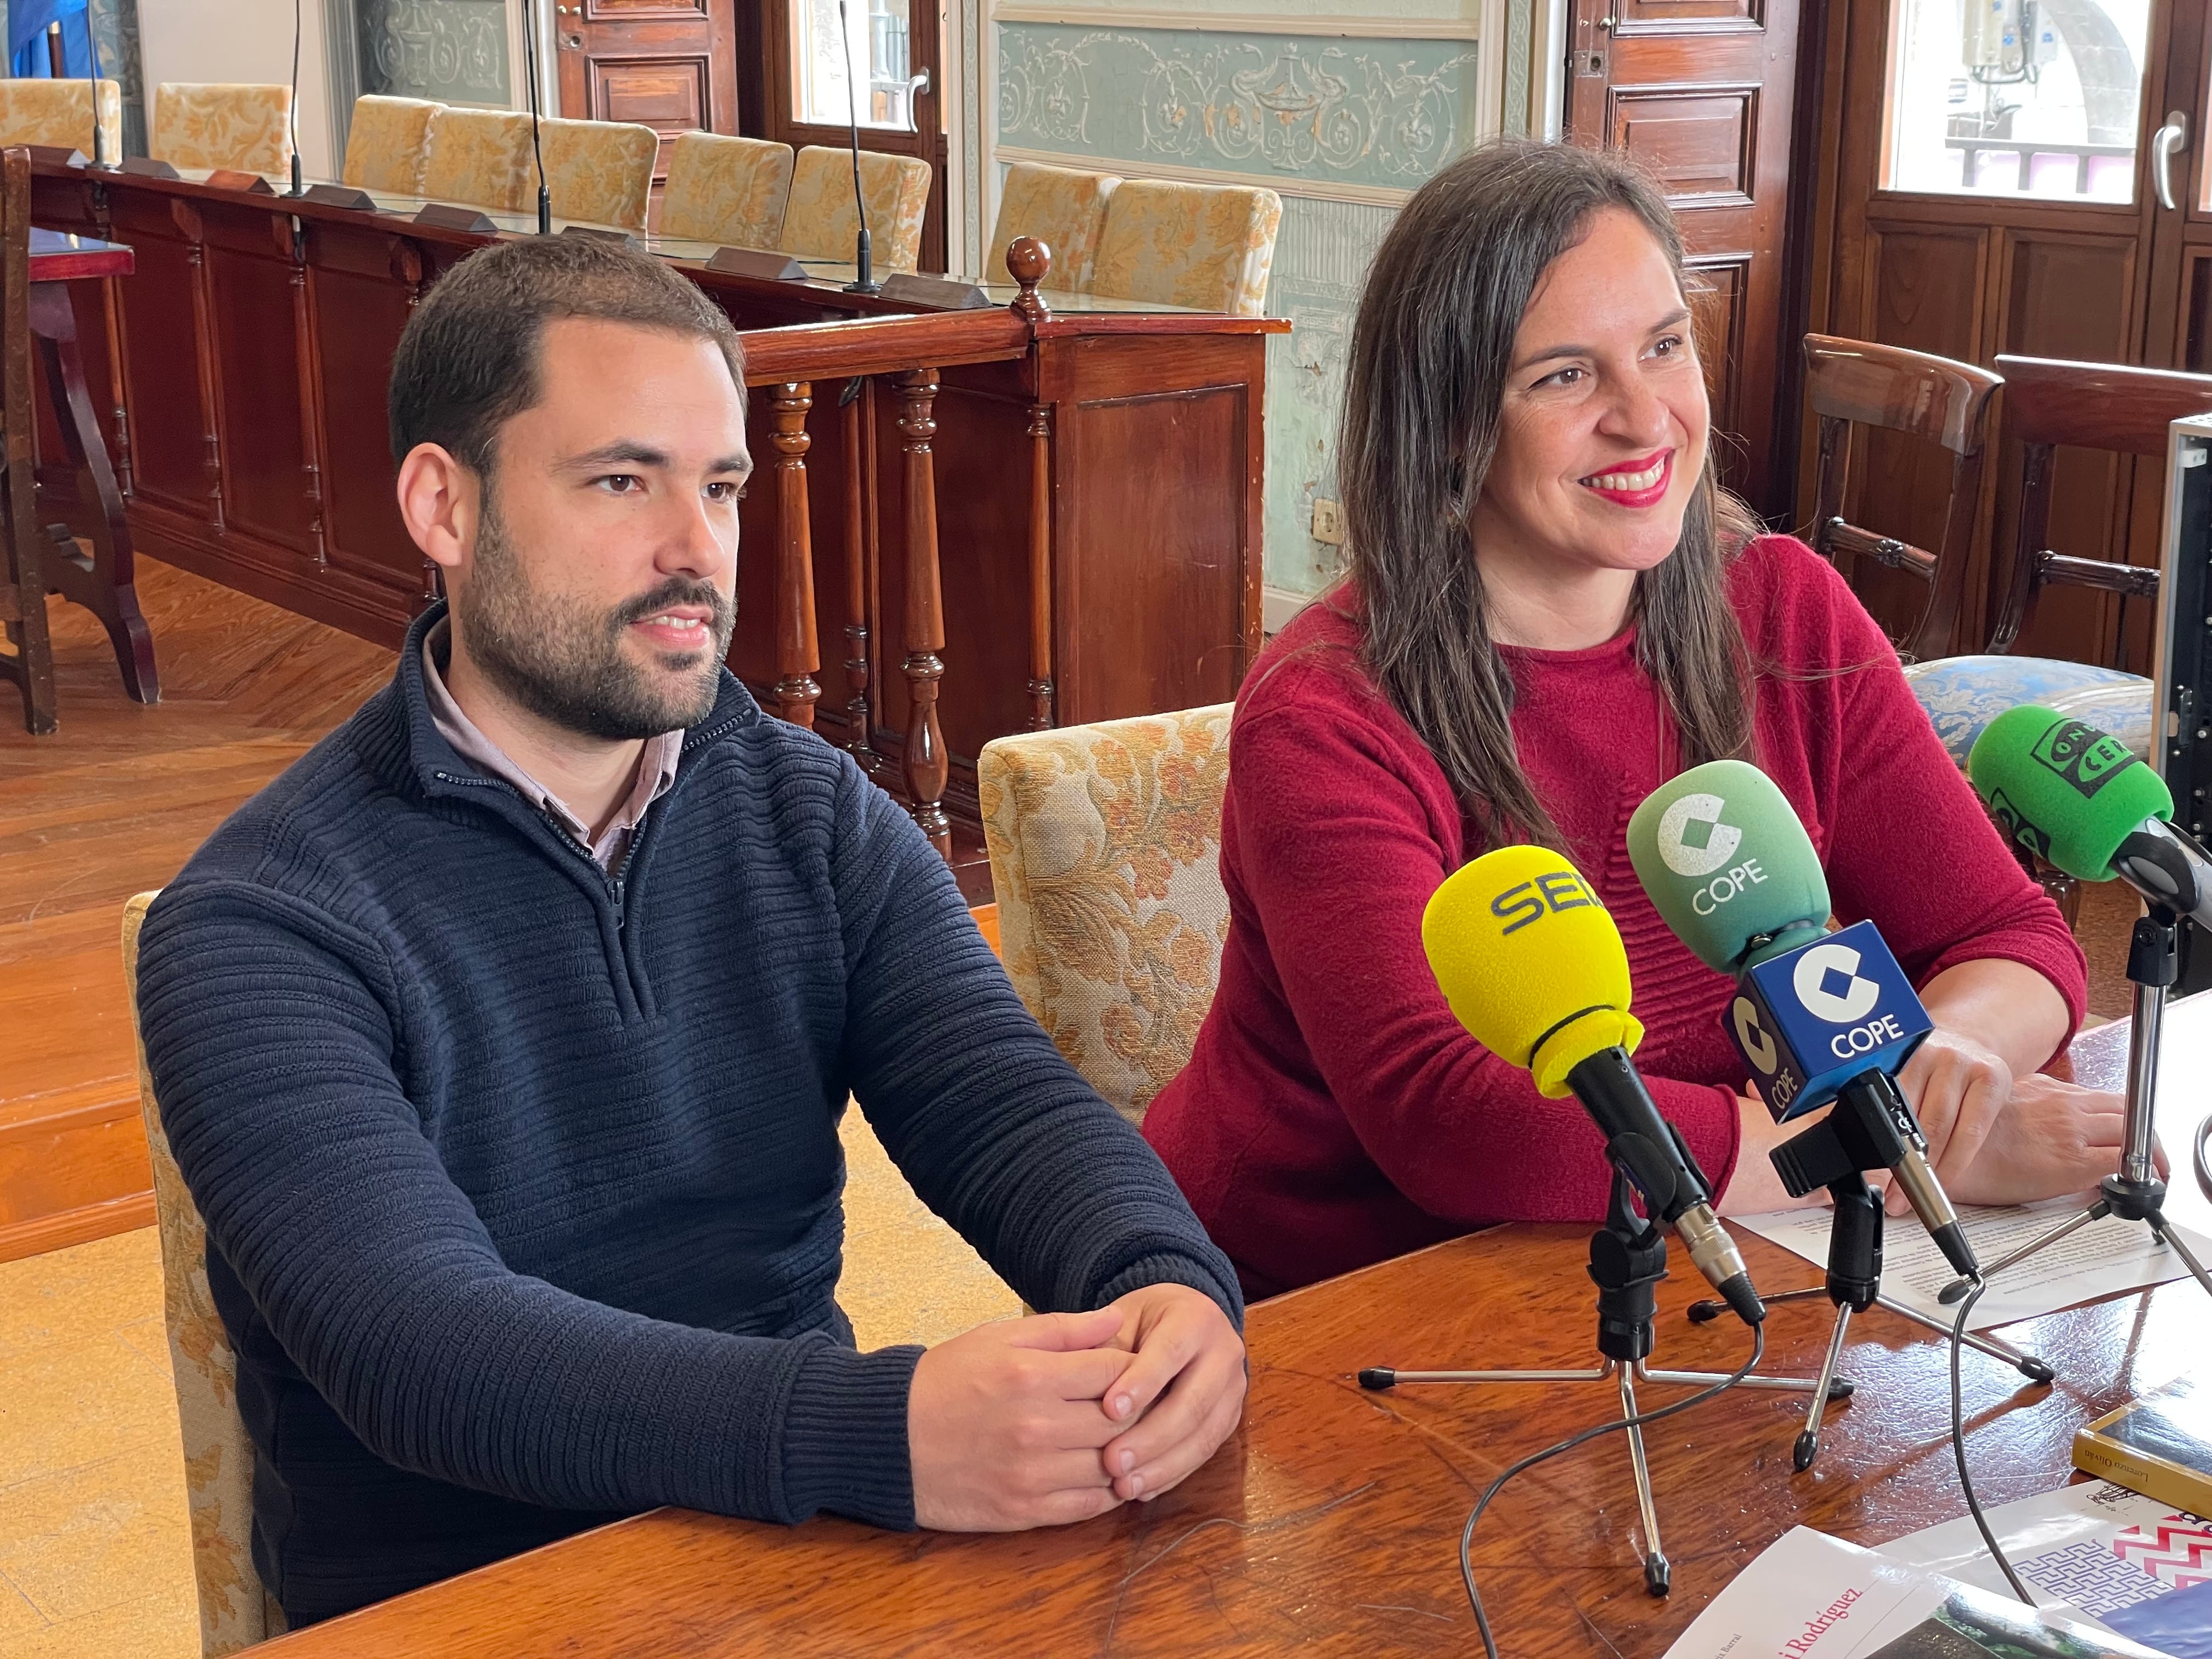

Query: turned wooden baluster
<box><xmin>894</xmin><ymin>366</ymin><xmax>951</xmax><ymax>860</ymax></box>
<box><xmin>1007</xmin><ymin>237</ymin><xmax>1056</xmax><ymax>730</ymax></box>
<box><xmin>770</xmin><ymin>381</ymin><xmax>821</xmax><ymax>727</ymax></box>
<box><xmin>840</xmin><ymin>378</ymin><xmax>872</xmax><ymax>759</ymax></box>
<box><xmin>1025</xmin><ymin>400</ymin><xmax>1053</xmax><ymax>730</ymax></box>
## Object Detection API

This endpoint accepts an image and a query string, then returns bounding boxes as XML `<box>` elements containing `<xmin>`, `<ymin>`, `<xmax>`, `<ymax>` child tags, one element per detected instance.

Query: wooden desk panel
<box><xmin>259</xmin><ymin>996</ymin><xmax>2212</xmax><ymax>1657</ymax></box>
<box><xmin>26</xmin><ymin>166</ymin><xmax>1275</xmax><ymax>817</ymax></box>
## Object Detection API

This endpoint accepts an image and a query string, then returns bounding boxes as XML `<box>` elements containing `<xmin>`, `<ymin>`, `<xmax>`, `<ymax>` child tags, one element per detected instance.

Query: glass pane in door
<box><xmin>791</xmin><ymin>0</ymin><xmax>916</xmax><ymax>131</ymax></box>
<box><xmin>1882</xmin><ymin>0</ymin><xmax>2148</xmax><ymax>201</ymax></box>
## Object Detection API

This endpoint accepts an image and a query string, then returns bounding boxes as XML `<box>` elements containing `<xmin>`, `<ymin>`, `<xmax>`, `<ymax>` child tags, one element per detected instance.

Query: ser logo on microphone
<box><xmin>1655</xmin><ymin>791</ymin><xmax>1767</xmax><ymax>915</ymax></box>
<box><xmin>2030</xmin><ymin>718</ymin><xmax>2133</xmax><ymax>800</ymax></box>
<box><xmin>1489</xmin><ymin>868</ymin><xmax>1599</xmax><ymax>936</ymax></box>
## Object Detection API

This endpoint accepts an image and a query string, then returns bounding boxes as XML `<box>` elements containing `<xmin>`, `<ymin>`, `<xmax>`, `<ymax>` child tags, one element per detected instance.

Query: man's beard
<box><xmin>454</xmin><ymin>490</ymin><xmax>737</xmax><ymax>741</ymax></box>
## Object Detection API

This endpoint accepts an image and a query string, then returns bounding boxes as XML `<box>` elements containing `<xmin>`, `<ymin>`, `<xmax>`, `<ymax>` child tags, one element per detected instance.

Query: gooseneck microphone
<box><xmin>1424</xmin><ymin>844</ymin><xmax>1764</xmax><ymax>1325</ymax></box>
<box><xmin>523</xmin><ymin>0</ymin><xmax>551</xmax><ymax>235</ymax></box>
<box><xmin>286</xmin><ymin>0</ymin><xmax>304</xmax><ymax>196</ymax></box>
<box><xmin>1628</xmin><ymin>761</ymin><xmax>1981</xmax><ymax>1284</ymax></box>
<box><xmin>837</xmin><ymin>0</ymin><xmax>880</xmax><ymax>295</ymax></box>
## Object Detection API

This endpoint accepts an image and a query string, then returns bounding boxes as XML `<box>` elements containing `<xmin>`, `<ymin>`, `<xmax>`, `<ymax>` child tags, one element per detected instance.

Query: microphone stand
<box><xmin>1931</xmin><ymin>903</ymin><xmax>2212</xmax><ymax>1311</ymax></box>
<box><xmin>524</xmin><ymin>0</ymin><xmax>550</xmax><ymax>234</ymax></box>
<box><xmin>1360</xmin><ymin>1167</ymin><xmax>1840</xmax><ymax>1599</ymax></box>
<box><xmin>837</xmin><ymin>0</ymin><xmax>880</xmax><ymax>294</ymax></box>
<box><xmin>1692</xmin><ymin>1079</ymin><xmax>2057</xmax><ymax>1472</ymax></box>
<box><xmin>285</xmin><ymin>0</ymin><xmax>305</xmax><ymax>196</ymax></box>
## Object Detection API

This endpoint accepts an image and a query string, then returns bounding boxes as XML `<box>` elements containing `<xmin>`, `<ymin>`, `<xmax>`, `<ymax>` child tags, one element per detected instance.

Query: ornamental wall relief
<box><xmin>998</xmin><ymin>30</ymin><xmax>1477</xmax><ymax>184</ymax></box>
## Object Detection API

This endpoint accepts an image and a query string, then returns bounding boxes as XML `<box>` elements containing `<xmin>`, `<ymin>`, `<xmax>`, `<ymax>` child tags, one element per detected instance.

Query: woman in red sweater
<box><xmin>1142</xmin><ymin>140</ymin><xmax>2129</xmax><ymax>1301</ymax></box>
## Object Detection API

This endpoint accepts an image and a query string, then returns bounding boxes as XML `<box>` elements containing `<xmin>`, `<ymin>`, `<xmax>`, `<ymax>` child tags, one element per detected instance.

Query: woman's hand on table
<box><xmin>1934</xmin><ymin>1073</ymin><xmax>2163</xmax><ymax>1207</ymax></box>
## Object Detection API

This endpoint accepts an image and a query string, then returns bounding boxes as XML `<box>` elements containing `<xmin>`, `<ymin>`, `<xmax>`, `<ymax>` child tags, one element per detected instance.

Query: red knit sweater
<box><xmin>1142</xmin><ymin>535</ymin><xmax>2087</xmax><ymax>1299</ymax></box>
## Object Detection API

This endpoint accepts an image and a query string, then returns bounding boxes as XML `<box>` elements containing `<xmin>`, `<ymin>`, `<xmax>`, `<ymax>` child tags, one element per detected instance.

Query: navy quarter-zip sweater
<box><xmin>135</xmin><ymin>605</ymin><xmax>1242</xmax><ymax>1627</ymax></box>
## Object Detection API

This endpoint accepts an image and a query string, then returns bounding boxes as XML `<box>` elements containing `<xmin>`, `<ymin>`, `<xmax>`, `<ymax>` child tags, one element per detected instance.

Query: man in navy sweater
<box><xmin>135</xmin><ymin>236</ymin><xmax>1245</xmax><ymax>1628</ymax></box>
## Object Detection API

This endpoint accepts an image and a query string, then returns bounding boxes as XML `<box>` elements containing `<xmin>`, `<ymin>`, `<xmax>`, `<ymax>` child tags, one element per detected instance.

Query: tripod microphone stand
<box><xmin>1933</xmin><ymin>904</ymin><xmax>2212</xmax><ymax>1311</ymax></box>
<box><xmin>1686</xmin><ymin>1076</ymin><xmax>2055</xmax><ymax>1472</ymax></box>
<box><xmin>1359</xmin><ymin>1168</ymin><xmax>1843</xmax><ymax>1597</ymax></box>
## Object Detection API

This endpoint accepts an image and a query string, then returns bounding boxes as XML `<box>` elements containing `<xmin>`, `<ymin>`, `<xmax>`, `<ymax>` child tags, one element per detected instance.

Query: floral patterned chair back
<box><xmin>539</xmin><ymin>116</ymin><xmax>659</xmax><ymax>233</ymax></box>
<box><xmin>988</xmin><ymin>163</ymin><xmax>1121</xmax><ymax>292</ymax></box>
<box><xmin>1087</xmin><ymin>179</ymin><xmax>1281</xmax><ymax>317</ymax></box>
<box><xmin>340</xmin><ymin>94</ymin><xmax>440</xmax><ymax>196</ymax></box>
<box><xmin>0</xmin><ymin>78</ymin><xmax>122</xmax><ymax>161</ymax></box>
<box><xmin>152</xmin><ymin>83</ymin><xmax>293</xmax><ymax>176</ymax></box>
<box><xmin>777</xmin><ymin>145</ymin><xmax>933</xmax><ymax>272</ymax></box>
<box><xmin>978</xmin><ymin>707</ymin><xmax>1234</xmax><ymax>1125</ymax></box>
<box><xmin>419</xmin><ymin>106</ymin><xmax>534</xmax><ymax>215</ymax></box>
<box><xmin>659</xmin><ymin>132</ymin><xmax>794</xmax><ymax>247</ymax></box>
<box><xmin>123</xmin><ymin>893</ymin><xmax>284</xmax><ymax>1656</ymax></box>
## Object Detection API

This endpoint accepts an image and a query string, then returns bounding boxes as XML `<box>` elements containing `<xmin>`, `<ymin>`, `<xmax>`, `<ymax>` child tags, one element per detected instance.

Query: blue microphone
<box><xmin>1630</xmin><ymin>761</ymin><xmax>1982</xmax><ymax>1283</ymax></box>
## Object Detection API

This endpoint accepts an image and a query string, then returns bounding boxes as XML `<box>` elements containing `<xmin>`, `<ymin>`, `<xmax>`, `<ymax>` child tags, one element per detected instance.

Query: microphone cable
<box><xmin>1458</xmin><ymin>1323</ymin><xmax>1765</xmax><ymax>1658</ymax></box>
<box><xmin>1948</xmin><ymin>1276</ymin><xmax>2034</xmax><ymax>1604</ymax></box>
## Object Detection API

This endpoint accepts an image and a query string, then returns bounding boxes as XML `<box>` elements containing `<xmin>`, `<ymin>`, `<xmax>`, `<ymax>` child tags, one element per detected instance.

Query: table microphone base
<box><xmin>1935</xmin><ymin>906</ymin><xmax>2212</xmax><ymax>1313</ymax></box>
<box><xmin>1359</xmin><ymin>1171</ymin><xmax>1833</xmax><ymax>1600</ymax></box>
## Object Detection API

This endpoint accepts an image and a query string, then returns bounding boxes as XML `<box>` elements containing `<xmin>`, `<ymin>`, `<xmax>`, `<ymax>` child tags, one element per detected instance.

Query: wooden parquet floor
<box><xmin>0</xmin><ymin>560</ymin><xmax>393</xmax><ymax>1256</ymax></box>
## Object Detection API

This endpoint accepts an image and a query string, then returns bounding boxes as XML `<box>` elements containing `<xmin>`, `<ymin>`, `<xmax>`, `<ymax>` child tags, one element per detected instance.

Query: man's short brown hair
<box><xmin>387</xmin><ymin>236</ymin><xmax>746</xmax><ymax>472</ymax></box>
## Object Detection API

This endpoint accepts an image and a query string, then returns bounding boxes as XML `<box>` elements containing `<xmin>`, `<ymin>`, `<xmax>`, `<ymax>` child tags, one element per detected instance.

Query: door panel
<box><xmin>1809</xmin><ymin>0</ymin><xmax>2189</xmax><ymax>663</ymax></box>
<box><xmin>555</xmin><ymin>0</ymin><xmax>739</xmax><ymax>180</ymax></box>
<box><xmin>1570</xmin><ymin>0</ymin><xmax>1802</xmax><ymax>517</ymax></box>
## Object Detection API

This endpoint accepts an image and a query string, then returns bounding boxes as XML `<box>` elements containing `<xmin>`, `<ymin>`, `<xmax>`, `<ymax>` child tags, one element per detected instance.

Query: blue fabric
<box><xmin>136</xmin><ymin>602</ymin><xmax>1242</xmax><ymax>1629</ymax></box>
<box><xmin>8</xmin><ymin>0</ymin><xmax>93</xmax><ymax>80</ymax></box>
<box><xmin>1901</xmin><ymin>654</ymin><xmax>2153</xmax><ymax>769</ymax></box>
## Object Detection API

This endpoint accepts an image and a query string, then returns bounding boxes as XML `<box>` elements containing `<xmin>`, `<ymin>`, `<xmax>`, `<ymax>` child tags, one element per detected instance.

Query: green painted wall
<box><xmin>992</xmin><ymin>14</ymin><xmax>1497</xmax><ymax>597</ymax></box>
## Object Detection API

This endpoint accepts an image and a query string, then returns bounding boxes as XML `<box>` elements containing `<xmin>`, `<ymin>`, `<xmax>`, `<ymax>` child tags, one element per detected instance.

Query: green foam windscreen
<box><xmin>1966</xmin><ymin>704</ymin><xmax>2172</xmax><ymax>882</ymax></box>
<box><xmin>1421</xmin><ymin>844</ymin><xmax>1643</xmax><ymax>1099</ymax></box>
<box><xmin>1627</xmin><ymin>759</ymin><xmax>1832</xmax><ymax>977</ymax></box>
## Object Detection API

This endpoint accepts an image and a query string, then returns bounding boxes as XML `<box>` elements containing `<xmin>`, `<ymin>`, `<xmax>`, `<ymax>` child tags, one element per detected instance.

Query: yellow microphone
<box><xmin>1424</xmin><ymin>846</ymin><xmax>1763</xmax><ymax>1325</ymax></box>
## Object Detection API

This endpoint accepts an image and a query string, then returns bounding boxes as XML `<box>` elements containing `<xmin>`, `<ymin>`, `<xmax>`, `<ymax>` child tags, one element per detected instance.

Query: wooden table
<box><xmin>25</xmin><ymin>227</ymin><xmax>154</xmax><ymax>702</ymax></box>
<box><xmin>256</xmin><ymin>999</ymin><xmax>2212</xmax><ymax>1656</ymax></box>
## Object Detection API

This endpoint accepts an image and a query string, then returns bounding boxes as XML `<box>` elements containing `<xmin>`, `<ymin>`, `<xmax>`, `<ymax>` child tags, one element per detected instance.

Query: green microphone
<box><xmin>1968</xmin><ymin>704</ymin><xmax>2212</xmax><ymax>929</ymax></box>
<box><xmin>1626</xmin><ymin>759</ymin><xmax>1831</xmax><ymax>977</ymax></box>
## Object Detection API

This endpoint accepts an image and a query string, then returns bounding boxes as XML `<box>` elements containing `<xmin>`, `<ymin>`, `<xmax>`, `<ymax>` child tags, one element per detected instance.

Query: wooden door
<box><xmin>1810</xmin><ymin>0</ymin><xmax>2185</xmax><ymax>666</ymax></box>
<box><xmin>757</xmin><ymin>0</ymin><xmax>947</xmax><ymax>272</ymax></box>
<box><xmin>552</xmin><ymin>0</ymin><xmax>740</xmax><ymax>182</ymax></box>
<box><xmin>1566</xmin><ymin>0</ymin><xmax>1805</xmax><ymax>517</ymax></box>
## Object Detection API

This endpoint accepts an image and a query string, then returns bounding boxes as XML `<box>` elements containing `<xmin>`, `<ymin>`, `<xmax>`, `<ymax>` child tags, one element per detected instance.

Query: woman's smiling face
<box><xmin>1468</xmin><ymin>205</ymin><xmax>1711</xmax><ymax>588</ymax></box>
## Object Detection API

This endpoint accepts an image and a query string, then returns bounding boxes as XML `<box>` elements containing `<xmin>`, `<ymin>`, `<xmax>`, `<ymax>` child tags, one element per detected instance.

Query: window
<box><xmin>1882</xmin><ymin>0</ymin><xmax>2149</xmax><ymax>202</ymax></box>
<box><xmin>791</xmin><ymin>0</ymin><xmax>917</xmax><ymax>131</ymax></box>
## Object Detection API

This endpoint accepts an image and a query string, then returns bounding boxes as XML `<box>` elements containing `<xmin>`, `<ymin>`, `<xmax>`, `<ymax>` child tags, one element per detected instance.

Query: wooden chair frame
<box><xmin>1804</xmin><ymin>333</ymin><xmax>2002</xmax><ymax>662</ymax></box>
<box><xmin>1985</xmin><ymin>354</ymin><xmax>2212</xmax><ymax>656</ymax></box>
<box><xmin>0</xmin><ymin>146</ymin><xmax>53</xmax><ymax>733</ymax></box>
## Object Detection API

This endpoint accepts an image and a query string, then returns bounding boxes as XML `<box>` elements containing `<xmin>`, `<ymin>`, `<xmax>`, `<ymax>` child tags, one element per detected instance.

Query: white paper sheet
<box><xmin>1661</xmin><ymin>1525</ymin><xmax>2168</xmax><ymax>1658</ymax></box>
<box><xmin>1875</xmin><ymin>1479</ymin><xmax>2207</xmax><ymax>1615</ymax></box>
<box><xmin>1734</xmin><ymin>1197</ymin><xmax>2212</xmax><ymax>1330</ymax></box>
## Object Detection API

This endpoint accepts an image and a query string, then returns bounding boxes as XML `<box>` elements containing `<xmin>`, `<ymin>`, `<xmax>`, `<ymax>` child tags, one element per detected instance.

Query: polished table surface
<box><xmin>27</xmin><ymin>227</ymin><xmax>131</xmax><ymax>280</ymax></box>
<box><xmin>259</xmin><ymin>1000</ymin><xmax>2212</xmax><ymax>1657</ymax></box>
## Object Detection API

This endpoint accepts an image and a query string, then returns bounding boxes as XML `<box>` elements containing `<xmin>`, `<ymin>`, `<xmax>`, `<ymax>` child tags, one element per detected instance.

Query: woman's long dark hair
<box><xmin>1339</xmin><ymin>138</ymin><xmax>1759</xmax><ymax>854</ymax></box>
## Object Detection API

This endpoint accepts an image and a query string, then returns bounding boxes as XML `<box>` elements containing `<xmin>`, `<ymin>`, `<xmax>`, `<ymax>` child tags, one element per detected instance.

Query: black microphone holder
<box><xmin>1360</xmin><ymin>1167</ymin><xmax>1839</xmax><ymax>1599</ymax></box>
<box><xmin>1691</xmin><ymin>1077</ymin><xmax>2057</xmax><ymax>1471</ymax></box>
<box><xmin>1931</xmin><ymin>903</ymin><xmax>2212</xmax><ymax>1314</ymax></box>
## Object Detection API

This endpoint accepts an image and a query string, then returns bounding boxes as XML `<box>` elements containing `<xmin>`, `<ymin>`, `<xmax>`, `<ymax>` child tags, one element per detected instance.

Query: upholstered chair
<box><xmin>123</xmin><ymin>894</ymin><xmax>285</xmax><ymax>1657</ymax></box>
<box><xmin>1088</xmin><ymin>179</ymin><xmax>1281</xmax><ymax>316</ymax></box>
<box><xmin>658</xmin><ymin>131</ymin><xmax>795</xmax><ymax>247</ymax></box>
<box><xmin>151</xmin><ymin>83</ymin><xmax>294</xmax><ymax>175</ymax></box>
<box><xmin>778</xmin><ymin>145</ymin><xmax>933</xmax><ymax>272</ymax></box>
<box><xmin>419</xmin><ymin>106</ymin><xmax>535</xmax><ymax>215</ymax></box>
<box><xmin>987</xmin><ymin>162</ymin><xmax>1121</xmax><ymax>291</ymax></box>
<box><xmin>339</xmin><ymin>94</ymin><xmax>440</xmax><ymax>195</ymax></box>
<box><xmin>978</xmin><ymin>706</ymin><xmax>1234</xmax><ymax>1125</ymax></box>
<box><xmin>0</xmin><ymin>77</ymin><xmax>122</xmax><ymax>160</ymax></box>
<box><xmin>538</xmin><ymin>116</ymin><xmax>659</xmax><ymax>232</ymax></box>
<box><xmin>1898</xmin><ymin>658</ymin><xmax>2157</xmax><ymax>771</ymax></box>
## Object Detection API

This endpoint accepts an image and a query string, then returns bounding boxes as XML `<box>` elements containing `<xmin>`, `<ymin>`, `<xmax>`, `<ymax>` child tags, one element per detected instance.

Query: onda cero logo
<box><xmin>1655</xmin><ymin>792</ymin><xmax>1743</xmax><ymax>878</ymax></box>
<box><xmin>2030</xmin><ymin>718</ymin><xmax>2134</xmax><ymax>800</ymax></box>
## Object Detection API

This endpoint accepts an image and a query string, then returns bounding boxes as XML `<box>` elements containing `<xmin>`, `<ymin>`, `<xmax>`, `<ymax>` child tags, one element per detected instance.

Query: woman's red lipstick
<box><xmin>1578</xmin><ymin>449</ymin><xmax>1672</xmax><ymax>509</ymax></box>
